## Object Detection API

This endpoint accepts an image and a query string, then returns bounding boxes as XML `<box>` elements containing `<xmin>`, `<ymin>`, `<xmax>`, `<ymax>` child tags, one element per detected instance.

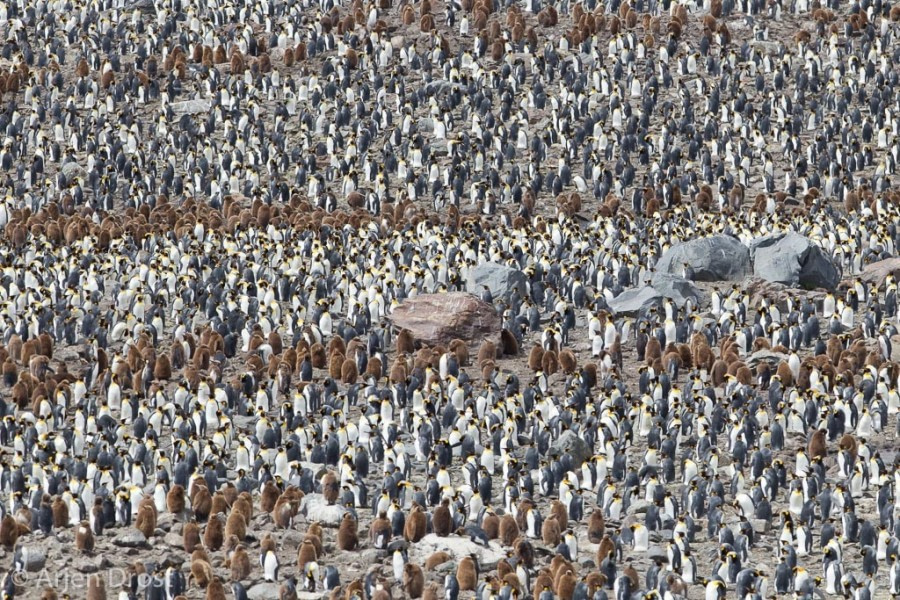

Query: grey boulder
<box><xmin>300</xmin><ymin>493</ymin><xmax>347</xmax><ymax>526</ymax></box>
<box><xmin>60</xmin><ymin>161</ymin><xmax>87</xmax><ymax>182</ymax></box>
<box><xmin>750</xmin><ymin>233</ymin><xmax>840</xmax><ymax>290</ymax></box>
<box><xmin>608</xmin><ymin>286</ymin><xmax>663</xmax><ymax>317</ymax></box>
<box><xmin>465</xmin><ymin>262</ymin><xmax>527</xmax><ymax>302</ymax></box>
<box><xmin>170</xmin><ymin>99</ymin><xmax>212</xmax><ymax>115</ymax></box>
<box><xmin>608</xmin><ymin>274</ymin><xmax>699</xmax><ymax>317</ymax></box>
<box><xmin>655</xmin><ymin>235</ymin><xmax>751</xmax><ymax>281</ymax></box>
<box><xmin>551</xmin><ymin>430</ymin><xmax>592</xmax><ymax>466</ymax></box>
<box><xmin>650</xmin><ymin>273</ymin><xmax>701</xmax><ymax>307</ymax></box>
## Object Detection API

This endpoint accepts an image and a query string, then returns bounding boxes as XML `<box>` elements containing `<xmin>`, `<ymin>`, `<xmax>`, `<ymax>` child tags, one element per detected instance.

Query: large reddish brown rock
<box><xmin>858</xmin><ymin>258</ymin><xmax>900</xmax><ymax>287</ymax></box>
<box><xmin>388</xmin><ymin>292</ymin><xmax>500</xmax><ymax>346</ymax></box>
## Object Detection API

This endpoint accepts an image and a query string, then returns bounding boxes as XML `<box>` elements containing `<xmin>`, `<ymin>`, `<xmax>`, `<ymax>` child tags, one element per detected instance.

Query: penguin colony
<box><xmin>1</xmin><ymin>0</ymin><xmax>900</xmax><ymax>596</ymax></box>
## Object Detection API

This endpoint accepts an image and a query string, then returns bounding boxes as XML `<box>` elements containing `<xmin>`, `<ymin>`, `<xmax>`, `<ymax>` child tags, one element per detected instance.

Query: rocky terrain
<box><xmin>0</xmin><ymin>0</ymin><xmax>899</xmax><ymax>597</ymax></box>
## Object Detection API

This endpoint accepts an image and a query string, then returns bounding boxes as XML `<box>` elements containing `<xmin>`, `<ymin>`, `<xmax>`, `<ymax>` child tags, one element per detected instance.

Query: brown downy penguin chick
<box><xmin>336</xmin><ymin>513</ymin><xmax>358</xmax><ymax>550</ymax></box>
<box><xmin>230</xmin><ymin>50</ymin><xmax>245</xmax><ymax>74</ymax></box>
<box><xmin>515</xmin><ymin>538</ymin><xmax>536</xmax><ymax>569</ymax></box>
<box><xmin>321</xmin><ymin>471</ymin><xmax>340</xmax><ymax>505</ymax></box>
<box><xmin>808</xmin><ymin>429</ymin><xmax>828</xmax><ymax>460</ymax></box>
<box><xmin>223</xmin><ymin>534</ymin><xmax>242</xmax><ymax>555</ymax></box>
<box><xmin>306</xmin><ymin>521</ymin><xmax>324</xmax><ymax>542</ymax></box>
<box><xmin>192</xmin><ymin>485</ymin><xmax>213</xmax><ymax>521</ymax></box>
<box><xmin>624</xmin><ymin>560</ymin><xmax>640</xmax><ymax>587</ymax></box>
<box><xmin>838</xmin><ymin>433</ymin><xmax>858</xmax><ymax>460</ymax></box>
<box><xmin>183</xmin><ymin>519</ymin><xmax>202</xmax><ymax>553</ymax></box>
<box><xmin>558</xmin><ymin>349</ymin><xmax>577</xmax><ymax>374</ymax></box>
<box><xmin>51</xmin><ymin>495</ymin><xmax>69</xmax><ymax>528</ymax></box>
<box><xmin>225</xmin><ymin>510</ymin><xmax>247</xmax><ymax>541</ymax></box>
<box><xmin>533</xmin><ymin>572</ymin><xmax>555</xmax><ymax>599</ymax></box>
<box><xmin>206</xmin><ymin>577</ymin><xmax>226</xmax><ymax>600</ymax></box>
<box><xmin>229</xmin><ymin>545</ymin><xmax>252</xmax><ymax>581</ymax></box>
<box><xmin>432</xmin><ymin>499</ymin><xmax>452</xmax><ymax>536</ymax></box>
<box><xmin>456</xmin><ymin>555</ymin><xmax>478</xmax><ymax>591</ymax></box>
<box><xmin>477</xmin><ymin>340</ymin><xmax>498</xmax><ymax>365</ymax></box>
<box><xmin>403</xmin><ymin>563</ymin><xmax>425</xmax><ymax>598</ymax></box>
<box><xmin>259</xmin><ymin>481</ymin><xmax>281</xmax><ymax>513</ymax></box>
<box><xmin>425</xmin><ymin>551</ymin><xmax>452</xmax><ymax>570</ymax></box>
<box><xmin>597</xmin><ymin>534</ymin><xmax>615</xmax><ymax>563</ymax></box>
<box><xmin>135</xmin><ymin>503</ymin><xmax>157</xmax><ymax>538</ymax></box>
<box><xmin>449</xmin><ymin>339</ymin><xmax>469</xmax><ymax>365</ymax></box>
<box><xmin>75</xmin><ymin>520</ymin><xmax>95</xmax><ymax>552</ymax></box>
<box><xmin>499</xmin><ymin>514</ymin><xmax>519</xmax><ymax>546</ymax></box>
<box><xmin>541</xmin><ymin>350</ymin><xmax>559</xmax><ymax>376</ymax></box>
<box><xmin>541</xmin><ymin>515</ymin><xmax>561</xmax><ymax>547</ymax></box>
<box><xmin>482</xmin><ymin>511</ymin><xmax>500</xmax><ymax>539</ymax></box>
<box><xmin>297</xmin><ymin>539</ymin><xmax>318</xmax><ymax>568</ymax></box>
<box><xmin>588</xmin><ymin>509</ymin><xmax>605</xmax><ymax>543</ymax></box>
<box><xmin>775</xmin><ymin>361</ymin><xmax>794</xmax><ymax>387</ymax></box>
<box><xmin>423</xmin><ymin>582</ymin><xmax>441</xmax><ymax>600</ymax></box>
<box><xmin>556</xmin><ymin>569</ymin><xmax>578</xmax><ymax>599</ymax></box>
<box><xmin>404</xmin><ymin>503</ymin><xmax>426</xmax><ymax>542</ymax></box>
<box><xmin>167</xmin><ymin>484</ymin><xmax>187</xmax><ymax>519</ymax></box>
<box><xmin>710</xmin><ymin>359</ymin><xmax>729</xmax><ymax>387</ymax></box>
<box><xmin>397</xmin><ymin>329</ymin><xmax>415</xmax><ymax>354</ymax></box>
<box><xmin>191</xmin><ymin>557</ymin><xmax>214</xmax><ymax>588</ymax></box>
<box><xmin>549</xmin><ymin>500</ymin><xmax>568</xmax><ymax>531</ymax></box>
<box><xmin>340</xmin><ymin>358</ymin><xmax>358</xmax><ymax>384</ymax></box>
<box><xmin>500</xmin><ymin>329</ymin><xmax>519</xmax><ymax>356</ymax></box>
<box><xmin>272</xmin><ymin>495</ymin><xmax>296</xmax><ymax>529</ymax></box>
<box><xmin>2</xmin><ymin>358</ymin><xmax>17</xmax><ymax>386</ymax></box>
<box><xmin>328</xmin><ymin>352</ymin><xmax>344</xmax><ymax>379</ymax></box>
<box><xmin>154</xmin><ymin>354</ymin><xmax>172</xmax><ymax>379</ymax></box>
<box><xmin>303</xmin><ymin>532</ymin><xmax>323</xmax><ymax>557</ymax></box>
<box><xmin>260</xmin><ymin>532</ymin><xmax>277</xmax><ymax>556</ymax></box>
<box><xmin>233</xmin><ymin>494</ymin><xmax>253</xmax><ymax>524</ymax></box>
<box><xmin>40</xmin><ymin>588</ymin><xmax>57</xmax><ymax>600</ymax></box>
<box><xmin>203</xmin><ymin>513</ymin><xmax>226</xmax><ymax>551</ymax></box>
<box><xmin>369</xmin><ymin>511</ymin><xmax>392</xmax><ymax>548</ymax></box>
<box><xmin>0</xmin><ymin>514</ymin><xmax>18</xmax><ymax>548</ymax></box>
<box><xmin>86</xmin><ymin>574</ymin><xmax>105</xmax><ymax>600</ymax></box>
<box><xmin>645</xmin><ymin>337</ymin><xmax>662</xmax><ymax>365</ymax></box>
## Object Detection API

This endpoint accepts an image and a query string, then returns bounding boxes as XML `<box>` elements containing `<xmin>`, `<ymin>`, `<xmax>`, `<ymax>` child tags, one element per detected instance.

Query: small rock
<box><xmin>647</xmin><ymin>546</ymin><xmax>667</xmax><ymax>562</ymax></box>
<box><xmin>751</xmin><ymin>519</ymin><xmax>770</xmax><ymax>534</ymax></box>
<box><xmin>465</xmin><ymin>262</ymin><xmax>527</xmax><ymax>302</ymax></box>
<box><xmin>550</xmin><ymin>430</ymin><xmax>592</xmax><ymax>466</ymax></box>
<box><xmin>247</xmin><ymin>582</ymin><xmax>281</xmax><ymax>600</ymax></box>
<box><xmin>76</xmin><ymin>562</ymin><xmax>99</xmax><ymax>574</ymax></box>
<box><xmin>163</xmin><ymin>532</ymin><xmax>183</xmax><ymax>548</ymax></box>
<box><xmin>16</xmin><ymin>546</ymin><xmax>45</xmax><ymax>572</ymax></box>
<box><xmin>434</xmin><ymin>560</ymin><xmax>457</xmax><ymax>574</ymax></box>
<box><xmin>114</xmin><ymin>531</ymin><xmax>151</xmax><ymax>548</ymax></box>
<box><xmin>626</xmin><ymin>500</ymin><xmax>652</xmax><ymax>515</ymax></box>
<box><xmin>300</xmin><ymin>494</ymin><xmax>348</xmax><ymax>526</ymax></box>
<box><xmin>746</xmin><ymin>350</ymin><xmax>789</xmax><ymax>369</ymax></box>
